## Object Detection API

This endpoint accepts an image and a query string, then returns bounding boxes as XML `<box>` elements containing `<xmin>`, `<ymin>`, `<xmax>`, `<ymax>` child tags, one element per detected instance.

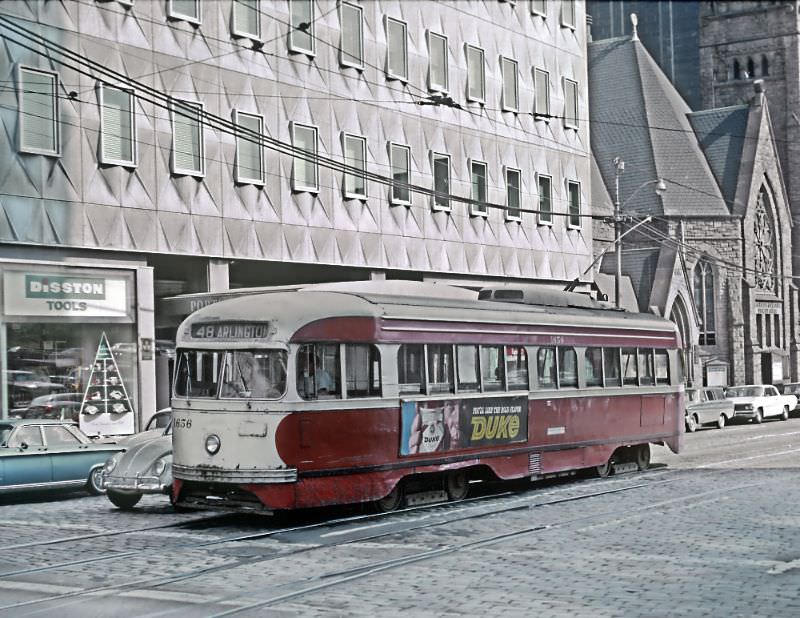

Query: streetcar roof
<box><xmin>176</xmin><ymin>280</ymin><xmax>678</xmax><ymax>347</ymax></box>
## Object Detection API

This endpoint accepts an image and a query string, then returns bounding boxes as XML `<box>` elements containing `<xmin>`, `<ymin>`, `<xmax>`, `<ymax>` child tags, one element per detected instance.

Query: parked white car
<box><xmin>724</xmin><ymin>385</ymin><xmax>797</xmax><ymax>424</ymax></box>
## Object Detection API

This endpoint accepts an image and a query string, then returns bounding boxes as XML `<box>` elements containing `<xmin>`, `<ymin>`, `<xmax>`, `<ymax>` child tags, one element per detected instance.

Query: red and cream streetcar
<box><xmin>171</xmin><ymin>281</ymin><xmax>683</xmax><ymax>513</ymax></box>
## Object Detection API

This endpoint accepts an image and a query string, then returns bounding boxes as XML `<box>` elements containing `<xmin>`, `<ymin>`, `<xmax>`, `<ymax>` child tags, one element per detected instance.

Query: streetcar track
<box><xmin>0</xmin><ymin>471</ymin><xmax>682</xmax><ymax>615</ymax></box>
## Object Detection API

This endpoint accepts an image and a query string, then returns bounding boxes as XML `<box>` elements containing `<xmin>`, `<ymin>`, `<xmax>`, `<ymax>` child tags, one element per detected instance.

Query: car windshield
<box><xmin>726</xmin><ymin>386</ymin><xmax>763</xmax><ymax>398</ymax></box>
<box><xmin>174</xmin><ymin>349</ymin><xmax>287</xmax><ymax>400</ymax></box>
<box><xmin>145</xmin><ymin>411</ymin><xmax>171</xmax><ymax>431</ymax></box>
<box><xmin>0</xmin><ymin>424</ymin><xmax>14</xmax><ymax>446</ymax></box>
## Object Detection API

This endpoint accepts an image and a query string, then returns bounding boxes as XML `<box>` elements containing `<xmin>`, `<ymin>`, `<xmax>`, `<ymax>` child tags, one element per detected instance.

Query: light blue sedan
<box><xmin>0</xmin><ymin>419</ymin><xmax>123</xmax><ymax>495</ymax></box>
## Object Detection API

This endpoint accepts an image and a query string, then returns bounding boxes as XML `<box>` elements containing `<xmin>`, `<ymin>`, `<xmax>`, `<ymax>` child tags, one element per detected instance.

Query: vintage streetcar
<box><xmin>171</xmin><ymin>281</ymin><xmax>683</xmax><ymax>513</ymax></box>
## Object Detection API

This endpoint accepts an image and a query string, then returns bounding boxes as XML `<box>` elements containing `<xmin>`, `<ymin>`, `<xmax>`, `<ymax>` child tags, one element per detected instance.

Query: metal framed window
<box><xmin>99</xmin><ymin>84</ymin><xmax>136</xmax><ymax>166</ymax></box>
<box><xmin>289</xmin><ymin>0</ymin><xmax>315</xmax><ymax>55</ymax></box>
<box><xmin>389</xmin><ymin>142</ymin><xmax>411</xmax><ymax>205</ymax></box>
<box><xmin>340</xmin><ymin>2</ymin><xmax>364</xmax><ymax>69</ymax></box>
<box><xmin>534</xmin><ymin>68</ymin><xmax>550</xmax><ymax>119</ymax></box>
<box><xmin>168</xmin><ymin>0</ymin><xmax>201</xmax><ymax>24</ymax></box>
<box><xmin>428</xmin><ymin>31</ymin><xmax>449</xmax><ymax>93</ymax></box>
<box><xmin>234</xmin><ymin>110</ymin><xmax>264</xmax><ymax>185</ymax></box>
<box><xmin>432</xmin><ymin>152</ymin><xmax>451</xmax><ymax>211</ymax></box>
<box><xmin>342</xmin><ymin>132</ymin><xmax>367</xmax><ymax>199</ymax></box>
<box><xmin>505</xmin><ymin>167</ymin><xmax>521</xmax><ymax>221</ymax></box>
<box><xmin>386</xmin><ymin>17</ymin><xmax>408</xmax><ymax>81</ymax></box>
<box><xmin>232</xmin><ymin>0</ymin><xmax>260</xmax><ymax>40</ymax></box>
<box><xmin>501</xmin><ymin>57</ymin><xmax>519</xmax><ymax>112</ymax></box>
<box><xmin>531</xmin><ymin>0</ymin><xmax>547</xmax><ymax>17</ymax></box>
<box><xmin>561</xmin><ymin>0</ymin><xmax>576</xmax><ymax>29</ymax></box>
<box><xmin>693</xmin><ymin>260</ymin><xmax>716</xmax><ymax>345</ymax></box>
<box><xmin>470</xmin><ymin>160</ymin><xmax>488</xmax><ymax>217</ymax></box>
<box><xmin>170</xmin><ymin>99</ymin><xmax>204</xmax><ymax>177</ymax></box>
<box><xmin>567</xmin><ymin>180</ymin><xmax>581</xmax><ymax>228</ymax></box>
<box><xmin>564</xmin><ymin>78</ymin><xmax>579</xmax><ymax>128</ymax></box>
<box><xmin>18</xmin><ymin>66</ymin><xmax>59</xmax><ymax>155</ymax></box>
<box><xmin>291</xmin><ymin>122</ymin><xmax>318</xmax><ymax>192</ymax></box>
<box><xmin>466</xmin><ymin>44</ymin><xmax>485</xmax><ymax>103</ymax></box>
<box><xmin>537</xmin><ymin>173</ymin><xmax>552</xmax><ymax>224</ymax></box>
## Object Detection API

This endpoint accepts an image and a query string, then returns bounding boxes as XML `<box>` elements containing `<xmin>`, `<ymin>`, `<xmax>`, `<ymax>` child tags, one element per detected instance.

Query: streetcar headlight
<box><xmin>152</xmin><ymin>455</ymin><xmax>170</xmax><ymax>476</ymax></box>
<box><xmin>205</xmin><ymin>434</ymin><xmax>221</xmax><ymax>455</ymax></box>
<box><xmin>104</xmin><ymin>452</ymin><xmax>123</xmax><ymax>473</ymax></box>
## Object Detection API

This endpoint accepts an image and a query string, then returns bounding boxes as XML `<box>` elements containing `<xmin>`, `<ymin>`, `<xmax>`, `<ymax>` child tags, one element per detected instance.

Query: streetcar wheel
<box><xmin>445</xmin><ymin>470</ymin><xmax>469</xmax><ymax>502</ymax></box>
<box><xmin>686</xmin><ymin>415</ymin><xmax>698</xmax><ymax>433</ymax></box>
<box><xmin>754</xmin><ymin>409</ymin><xmax>763</xmax><ymax>424</ymax></box>
<box><xmin>717</xmin><ymin>414</ymin><xmax>726</xmax><ymax>430</ymax></box>
<box><xmin>595</xmin><ymin>458</ymin><xmax>613</xmax><ymax>478</ymax></box>
<box><xmin>781</xmin><ymin>406</ymin><xmax>790</xmax><ymax>421</ymax></box>
<box><xmin>86</xmin><ymin>467</ymin><xmax>106</xmax><ymax>496</ymax></box>
<box><xmin>375</xmin><ymin>482</ymin><xmax>404</xmax><ymax>512</ymax></box>
<box><xmin>635</xmin><ymin>444</ymin><xmax>651</xmax><ymax>471</ymax></box>
<box><xmin>108</xmin><ymin>490</ymin><xmax>142</xmax><ymax>510</ymax></box>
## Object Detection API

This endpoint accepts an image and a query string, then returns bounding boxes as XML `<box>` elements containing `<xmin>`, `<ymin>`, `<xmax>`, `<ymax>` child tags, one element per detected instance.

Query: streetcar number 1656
<box><xmin>174</xmin><ymin>418</ymin><xmax>192</xmax><ymax>429</ymax></box>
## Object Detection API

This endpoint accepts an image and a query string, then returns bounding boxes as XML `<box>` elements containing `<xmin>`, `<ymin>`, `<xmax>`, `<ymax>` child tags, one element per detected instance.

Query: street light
<box><xmin>613</xmin><ymin>157</ymin><xmax>667</xmax><ymax>308</ymax></box>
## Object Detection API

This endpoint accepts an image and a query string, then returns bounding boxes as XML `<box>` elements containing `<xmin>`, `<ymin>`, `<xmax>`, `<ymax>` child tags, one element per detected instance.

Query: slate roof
<box><xmin>600</xmin><ymin>246</ymin><xmax>661</xmax><ymax>313</ymax></box>
<box><xmin>688</xmin><ymin>106</ymin><xmax>750</xmax><ymax>207</ymax></box>
<box><xmin>589</xmin><ymin>37</ymin><xmax>730</xmax><ymax>217</ymax></box>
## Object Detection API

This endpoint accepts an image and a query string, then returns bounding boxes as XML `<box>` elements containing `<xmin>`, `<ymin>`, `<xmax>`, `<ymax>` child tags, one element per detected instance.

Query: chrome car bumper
<box><xmin>101</xmin><ymin>473</ymin><xmax>171</xmax><ymax>494</ymax></box>
<box><xmin>173</xmin><ymin>464</ymin><xmax>297</xmax><ymax>483</ymax></box>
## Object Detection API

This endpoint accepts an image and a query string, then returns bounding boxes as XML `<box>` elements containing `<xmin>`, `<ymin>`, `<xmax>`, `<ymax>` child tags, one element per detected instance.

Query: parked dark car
<box><xmin>685</xmin><ymin>387</ymin><xmax>735</xmax><ymax>432</ymax></box>
<box><xmin>6</xmin><ymin>369</ymin><xmax>66</xmax><ymax>411</ymax></box>
<box><xmin>0</xmin><ymin>420</ymin><xmax>122</xmax><ymax>495</ymax></box>
<box><xmin>779</xmin><ymin>383</ymin><xmax>800</xmax><ymax>412</ymax></box>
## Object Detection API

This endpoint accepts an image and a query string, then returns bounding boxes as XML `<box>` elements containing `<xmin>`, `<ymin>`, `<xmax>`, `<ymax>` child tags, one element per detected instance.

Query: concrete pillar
<box><xmin>136</xmin><ymin>266</ymin><xmax>156</xmax><ymax>431</ymax></box>
<box><xmin>207</xmin><ymin>259</ymin><xmax>230</xmax><ymax>292</ymax></box>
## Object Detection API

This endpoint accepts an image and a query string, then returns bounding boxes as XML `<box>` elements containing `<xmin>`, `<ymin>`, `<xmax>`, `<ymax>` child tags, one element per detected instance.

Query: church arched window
<box><xmin>761</xmin><ymin>55</ymin><xmax>769</xmax><ymax>77</ymax></box>
<box><xmin>693</xmin><ymin>261</ymin><xmax>716</xmax><ymax>346</ymax></box>
<box><xmin>746</xmin><ymin>57</ymin><xmax>755</xmax><ymax>78</ymax></box>
<box><xmin>754</xmin><ymin>188</ymin><xmax>776</xmax><ymax>292</ymax></box>
<box><xmin>733</xmin><ymin>59</ymin><xmax>741</xmax><ymax>80</ymax></box>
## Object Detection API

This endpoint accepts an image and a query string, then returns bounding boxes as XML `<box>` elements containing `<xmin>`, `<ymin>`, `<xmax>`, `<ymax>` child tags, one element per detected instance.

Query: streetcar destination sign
<box><xmin>190</xmin><ymin>321</ymin><xmax>271</xmax><ymax>340</ymax></box>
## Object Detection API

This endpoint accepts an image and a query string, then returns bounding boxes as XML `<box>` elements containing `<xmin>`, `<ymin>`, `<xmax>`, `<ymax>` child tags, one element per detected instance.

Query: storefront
<box><xmin>0</xmin><ymin>259</ymin><xmax>155</xmax><ymax>435</ymax></box>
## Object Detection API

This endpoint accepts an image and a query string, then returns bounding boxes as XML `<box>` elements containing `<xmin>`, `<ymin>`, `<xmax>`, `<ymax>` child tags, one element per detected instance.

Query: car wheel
<box><xmin>754</xmin><ymin>408</ymin><xmax>763</xmax><ymax>424</ymax></box>
<box><xmin>635</xmin><ymin>444</ymin><xmax>651</xmax><ymax>471</ymax></box>
<box><xmin>717</xmin><ymin>415</ymin><xmax>726</xmax><ymax>430</ymax></box>
<box><xmin>595</xmin><ymin>457</ymin><xmax>613</xmax><ymax>478</ymax></box>
<box><xmin>375</xmin><ymin>482</ymin><xmax>404</xmax><ymax>512</ymax></box>
<box><xmin>685</xmin><ymin>414</ymin><xmax>698</xmax><ymax>433</ymax></box>
<box><xmin>445</xmin><ymin>470</ymin><xmax>469</xmax><ymax>502</ymax></box>
<box><xmin>108</xmin><ymin>490</ymin><xmax>142</xmax><ymax>510</ymax></box>
<box><xmin>86</xmin><ymin>467</ymin><xmax>106</xmax><ymax>495</ymax></box>
<box><xmin>781</xmin><ymin>406</ymin><xmax>790</xmax><ymax>421</ymax></box>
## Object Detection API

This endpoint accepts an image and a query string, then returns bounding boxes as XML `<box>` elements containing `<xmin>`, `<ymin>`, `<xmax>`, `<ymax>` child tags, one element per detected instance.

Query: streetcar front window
<box><xmin>175</xmin><ymin>350</ymin><xmax>224</xmax><ymax>398</ymax></box>
<box><xmin>221</xmin><ymin>350</ymin><xmax>288</xmax><ymax>399</ymax></box>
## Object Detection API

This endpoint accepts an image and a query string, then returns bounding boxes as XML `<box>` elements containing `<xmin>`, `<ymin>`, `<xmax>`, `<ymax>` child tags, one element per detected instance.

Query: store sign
<box><xmin>3</xmin><ymin>271</ymin><xmax>129</xmax><ymax>318</ymax></box>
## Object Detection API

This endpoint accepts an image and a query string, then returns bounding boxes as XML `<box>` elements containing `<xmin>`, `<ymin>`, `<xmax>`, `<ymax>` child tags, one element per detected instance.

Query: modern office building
<box><xmin>0</xmin><ymin>1</ymin><xmax>593</xmax><ymax>425</ymax></box>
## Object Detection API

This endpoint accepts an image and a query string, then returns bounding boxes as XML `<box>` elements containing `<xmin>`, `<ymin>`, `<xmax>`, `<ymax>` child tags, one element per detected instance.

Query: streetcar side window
<box><xmin>638</xmin><ymin>348</ymin><xmax>655</xmax><ymax>386</ymax></box>
<box><xmin>585</xmin><ymin>347</ymin><xmax>604</xmax><ymax>387</ymax></box>
<box><xmin>457</xmin><ymin>345</ymin><xmax>480</xmax><ymax>393</ymax></box>
<box><xmin>480</xmin><ymin>345</ymin><xmax>504</xmax><ymax>392</ymax></box>
<box><xmin>621</xmin><ymin>348</ymin><xmax>638</xmax><ymax>386</ymax></box>
<box><xmin>346</xmin><ymin>344</ymin><xmax>381</xmax><ymax>397</ymax></box>
<box><xmin>537</xmin><ymin>347</ymin><xmax>556</xmax><ymax>388</ymax></box>
<box><xmin>558</xmin><ymin>347</ymin><xmax>578</xmax><ymax>388</ymax></box>
<box><xmin>398</xmin><ymin>344</ymin><xmax>425</xmax><ymax>394</ymax></box>
<box><xmin>175</xmin><ymin>349</ymin><xmax>222</xmax><ymax>398</ymax></box>
<box><xmin>297</xmin><ymin>344</ymin><xmax>341</xmax><ymax>400</ymax></box>
<box><xmin>604</xmin><ymin>348</ymin><xmax>621</xmax><ymax>387</ymax></box>
<box><xmin>506</xmin><ymin>345</ymin><xmax>528</xmax><ymax>390</ymax></box>
<box><xmin>220</xmin><ymin>350</ymin><xmax>287</xmax><ymax>399</ymax></box>
<box><xmin>428</xmin><ymin>344</ymin><xmax>455</xmax><ymax>394</ymax></box>
<box><xmin>655</xmin><ymin>350</ymin><xmax>670</xmax><ymax>385</ymax></box>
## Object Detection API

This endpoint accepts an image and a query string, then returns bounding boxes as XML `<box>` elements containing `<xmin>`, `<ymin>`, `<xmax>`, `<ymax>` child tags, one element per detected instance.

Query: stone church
<box><xmin>588</xmin><ymin>30</ymin><xmax>799</xmax><ymax>387</ymax></box>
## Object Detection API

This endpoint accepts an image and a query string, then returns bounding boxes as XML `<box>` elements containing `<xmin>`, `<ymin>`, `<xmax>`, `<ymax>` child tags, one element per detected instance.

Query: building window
<box><xmin>342</xmin><ymin>133</ymin><xmax>367</xmax><ymax>199</ymax></box>
<box><xmin>99</xmin><ymin>84</ymin><xmax>135</xmax><ymax>166</ymax></box>
<box><xmin>505</xmin><ymin>167</ymin><xmax>521</xmax><ymax>220</ymax></box>
<box><xmin>470</xmin><ymin>160</ymin><xmax>488</xmax><ymax>216</ymax></box>
<box><xmin>693</xmin><ymin>260</ymin><xmax>716</xmax><ymax>346</ymax></box>
<box><xmin>386</xmin><ymin>17</ymin><xmax>408</xmax><ymax>81</ymax></box>
<box><xmin>340</xmin><ymin>2</ymin><xmax>364</xmax><ymax>69</ymax></box>
<box><xmin>170</xmin><ymin>99</ymin><xmax>204</xmax><ymax>176</ymax></box>
<box><xmin>761</xmin><ymin>55</ymin><xmax>769</xmax><ymax>77</ymax></box>
<box><xmin>561</xmin><ymin>0</ymin><xmax>576</xmax><ymax>28</ymax></box>
<box><xmin>234</xmin><ymin>110</ymin><xmax>264</xmax><ymax>185</ymax></box>
<box><xmin>531</xmin><ymin>0</ymin><xmax>547</xmax><ymax>16</ymax></box>
<box><xmin>537</xmin><ymin>174</ymin><xmax>552</xmax><ymax>224</ymax></box>
<box><xmin>18</xmin><ymin>67</ymin><xmax>59</xmax><ymax>155</ymax></box>
<box><xmin>428</xmin><ymin>31</ymin><xmax>448</xmax><ymax>93</ymax></box>
<box><xmin>289</xmin><ymin>0</ymin><xmax>315</xmax><ymax>55</ymax></box>
<box><xmin>390</xmin><ymin>142</ymin><xmax>411</xmax><ymax>205</ymax></box>
<box><xmin>232</xmin><ymin>0</ymin><xmax>260</xmax><ymax>40</ymax></box>
<box><xmin>733</xmin><ymin>59</ymin><xmax>741</xmax><ymax>80</ymax></box>
<box><xmin>168</xmin><ymin>0</ymin><xmax>200</xmax><ymax>23</ymax></box>
<box><xmin>775</xmin><ymin>315</ymin><xmax>781</xmax><ymax>348</ymax></box>
<box><xmin>567</xmin><ymin>180</ymin><xmax>580</xmax><ymax>228</ymax></box>
<box><xmin>754</xmin><ymin>188</ymin><xmax>776</xmax><ymax>291</ymax></box>
<box><xmin>501</xmin><ymin>57</ymin><xmax>519</xmax><ymax>112</ymax></box>
<box><xmin>564</xmin><ymin>78</ymin><xmax>579</xmax><ymax>128</ymax></box>
<box><xmin>746</xmin><ymin>57</ymin><xmax>755</xmax><ymax>78</ymax></box>
<box><xmin>534</xmin><ymin>68</ymin><xmax>550</xmax><ymax>119</ymax></box>
<box><xmin>466</xmin><ymin>44</ymin><xmax>485</xmax><ymax>103</ymax></box>
<box><xmin>291</xmin><ymin>122</ymin><xmax>318</xmax><ymax>192</ymax></box>
<box><xmin>432</xmin><ymin>152</ymin><xmax>451</xmax><ymax>211</ymax></box>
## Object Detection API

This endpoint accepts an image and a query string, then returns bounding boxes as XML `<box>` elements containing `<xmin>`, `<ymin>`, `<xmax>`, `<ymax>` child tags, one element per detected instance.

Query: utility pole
<box><xmin>613</xmin><ymin>157</ymin><xmax>625</xmax><ymax>309</ymax></box>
